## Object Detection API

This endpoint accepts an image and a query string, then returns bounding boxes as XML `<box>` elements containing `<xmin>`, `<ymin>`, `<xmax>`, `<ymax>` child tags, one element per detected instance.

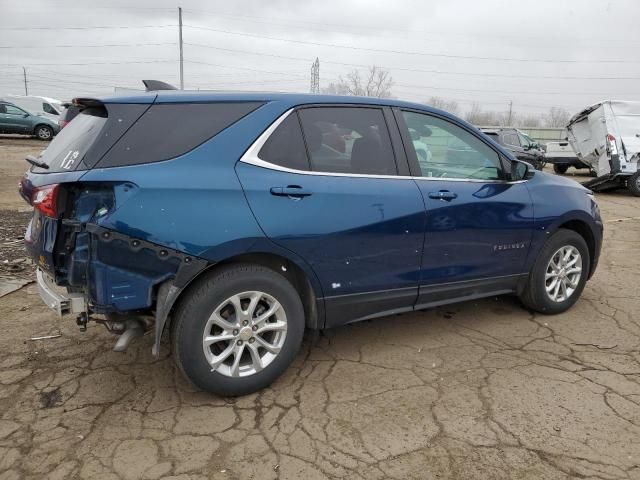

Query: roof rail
<box><xmin>142</xmin><ymin>80</ymin><xmax>177</xmax><ymax>92</ymax></box>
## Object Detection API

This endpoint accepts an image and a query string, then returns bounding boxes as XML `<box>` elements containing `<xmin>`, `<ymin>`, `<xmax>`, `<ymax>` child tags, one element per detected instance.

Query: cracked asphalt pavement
<box><xmin>1</xmin><ymin>139</ymin><xmax>639</xmax><ymax>479</ymax></box>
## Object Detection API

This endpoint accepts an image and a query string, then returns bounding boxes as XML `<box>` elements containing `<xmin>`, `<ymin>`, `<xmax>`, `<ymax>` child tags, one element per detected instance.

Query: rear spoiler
<box><xmin>72</xmin><ymin>97</ymin><xmax>104</xmax><ymax>109</ymax></box>
<box><xmin>142</xmin><ymin>80</ymin><xmax>177</xmax><ymax>92</ymax></box>
<box><xmin>70</xmin><ymin>80</ymin><xmax>175</xmax><ymax>110</ymax></box>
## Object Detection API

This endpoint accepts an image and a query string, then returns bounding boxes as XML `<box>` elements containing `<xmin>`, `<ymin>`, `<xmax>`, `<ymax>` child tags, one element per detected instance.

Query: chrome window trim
<box><xmin>239</xmin><ymin>108</ymin><xmax>527</xmax><ymax>184</ymax></box>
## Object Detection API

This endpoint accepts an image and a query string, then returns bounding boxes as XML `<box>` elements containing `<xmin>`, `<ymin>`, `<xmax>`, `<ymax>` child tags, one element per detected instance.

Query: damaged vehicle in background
<box><xmin>19</xmin><ymin>85</ymin><xmax>603</xmax><ymax>396</ymax></box>
<box><xmin>567</xmin><ymin>100</ymin><xmax>640</xmax><ymax>196</ymax></box>
<box><xmin>545</xmin><ymin>132</ymin><xmax>591</xmax><ymax>175</ymax></box>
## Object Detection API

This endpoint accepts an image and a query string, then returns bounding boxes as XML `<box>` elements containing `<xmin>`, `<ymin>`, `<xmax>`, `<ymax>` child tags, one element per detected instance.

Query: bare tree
<box><xmin>465</xmin><ymin>103</ymin><xmax>500</xmax><ymax>125</ymax></box>
<box><xmin>545</xmin><ymin>107</ymin><xmax>571</xmax><ymax>128</ymax></box>
<box><xmin>426</xmin><ymin>96</ymin><xmax>460</xmax><ymax>115</ymax></box>
<box><xmin>519</xmin><ymin>114</ymin><xmax>543</xmax><ymax>127</ymax></box>
<box><xmin>322</xmin><ymin>82</ymin><xmax>351</xmax><ymax>96</ymax></box>
<box><xmin>322</xmin><ymin>66</ymin><xmax>393</xmax><ymax>98</ymax></box>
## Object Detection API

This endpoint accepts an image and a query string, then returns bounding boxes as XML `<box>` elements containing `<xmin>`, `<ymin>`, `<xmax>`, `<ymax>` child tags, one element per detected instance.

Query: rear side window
<box><xmin>298</xmin><ymin>107</ymin><xmax>397</xmax><ymax>175</ymax></box>
<box><xmin>98</xmin><ymin>102</ymin><xmax>263</xmax><ymax>168</ymax></box>
<box><xmin>503</xmin><ymin>133</ymin><xmax>520</xmax><ymax>147</ymax></box>
<box><xmin>258</xmin><ymin>113</ymin><xmax>310</xmax><ymax>171</ymax></box>
<box><xmin>43</xmin><ymin>103</ymin><xmax>58</xmax><ymax>115</ymax></box>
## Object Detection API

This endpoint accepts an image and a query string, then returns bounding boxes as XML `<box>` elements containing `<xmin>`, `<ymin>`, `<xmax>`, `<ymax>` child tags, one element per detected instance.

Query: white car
<box><xmin>0</xmin><ymin>95</ymin><xmax>66</xmax><ymax>122</ymax></box>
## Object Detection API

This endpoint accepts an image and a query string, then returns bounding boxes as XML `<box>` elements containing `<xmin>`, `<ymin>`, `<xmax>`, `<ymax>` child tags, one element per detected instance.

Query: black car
<box><xmin>480</xmin><ymin>127</ymin><xmax>545</xmax><ymax>170</ymax></box>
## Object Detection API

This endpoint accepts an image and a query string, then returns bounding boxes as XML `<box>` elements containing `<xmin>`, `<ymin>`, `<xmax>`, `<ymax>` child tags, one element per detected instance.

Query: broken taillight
<box><xmin>32</xmin><ymin>184</ymin><xmax>60</xmax><ymax>217</ymax></box>
<box><xmin>606</xmin><ymin>134</ymin><xmax>618</xmax><ymax>156</ymax></box>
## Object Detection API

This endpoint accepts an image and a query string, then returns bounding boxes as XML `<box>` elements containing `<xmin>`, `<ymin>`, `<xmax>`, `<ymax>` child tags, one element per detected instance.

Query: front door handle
<box><xmin>270</xmin><ymin>185</ymin><xmax>313</xmax><ymax>198</ymax></box>
<box><xmin>428</xmin><ymin>190</ymin><xmax>457</xmax><ymax>201</ymax></box>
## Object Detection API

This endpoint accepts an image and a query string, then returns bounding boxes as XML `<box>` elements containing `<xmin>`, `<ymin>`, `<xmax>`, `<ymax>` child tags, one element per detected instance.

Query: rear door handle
<box><xmin>270</xmin><ymin>186</ymin><xmax>313</xmax><ymax>198</ymax></box>
<box><xmin>428</xmin><ymin>190</ymin><xmax>457</xmax><ymax>201</ymax></box>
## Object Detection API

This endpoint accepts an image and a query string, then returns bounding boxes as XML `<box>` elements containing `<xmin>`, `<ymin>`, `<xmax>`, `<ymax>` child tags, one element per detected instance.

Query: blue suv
<box><xmin>20</xmin><ymin>90</ymin><xmax>603</xmax><ymax>396</ymax></box>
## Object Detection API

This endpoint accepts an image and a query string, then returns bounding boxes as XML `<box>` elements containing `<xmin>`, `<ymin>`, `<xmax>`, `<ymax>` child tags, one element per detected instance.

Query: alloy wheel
<box><xmin>202</xmin><ymin>291</ymin><xmax>287</xmax><ymax>377</ymax></box>
<box><xmin>545</xmin><ymin>245</ymin><xmax>582</xmax><ymax>303</ymax></box>
<box><xmin>37</xmin><ymin>127</ymin><xmax>51</xmax><ymax>139</ymax></box>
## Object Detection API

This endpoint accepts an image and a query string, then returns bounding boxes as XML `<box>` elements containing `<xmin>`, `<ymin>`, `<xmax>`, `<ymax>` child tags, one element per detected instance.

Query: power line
<box><xmin>0</xmin><ymin>42</ymin><xmax>176</xmax><ymax>49</ymax></box>
<box><xmin>184</xmin><ymin>60</ymin><xmax>308</xmax><ymax>78</ymax></box>
<box><xmin>0</xmin><ymin>24</ymin><xmax>177</xmax><ymax>31</ymax></box>
<box><xmin>184</xmin><ymin>42</ymin><xmax>640</xmax><ymax>81</ymax></box>
<box><xmin>184</xmin><ymin>24</ymin><xmax>640</xmax><ymax>64</ymax></box>
<box><xmin>181</xmin><ymin>7</ymin><xmax>640</xmax><ymax>47</ymax></box>
<box><xmin>0</xmin><ymin>59</ymin><xmax>176</xmax><ymax>67</ymax></box>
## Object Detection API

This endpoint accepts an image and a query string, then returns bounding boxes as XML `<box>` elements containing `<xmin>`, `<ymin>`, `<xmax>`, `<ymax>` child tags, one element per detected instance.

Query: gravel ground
<box><xmin>0</xmin><ymin>137</ymin><xmax>639</xmax><ymax>480</ymax></box>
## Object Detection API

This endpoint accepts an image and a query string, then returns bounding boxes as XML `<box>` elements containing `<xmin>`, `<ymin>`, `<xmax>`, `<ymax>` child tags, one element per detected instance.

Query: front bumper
<box><xmin>36</xmin><ymin>268</ymin><xmax>86</xmax><ymax>316</ymax></box>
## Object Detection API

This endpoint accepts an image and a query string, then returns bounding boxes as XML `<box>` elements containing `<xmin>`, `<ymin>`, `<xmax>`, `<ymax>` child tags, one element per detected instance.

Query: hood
<box><xmin>533</xmin><ymin>170</ymin><xmax>590</xmax><ymax>193</ymax></box>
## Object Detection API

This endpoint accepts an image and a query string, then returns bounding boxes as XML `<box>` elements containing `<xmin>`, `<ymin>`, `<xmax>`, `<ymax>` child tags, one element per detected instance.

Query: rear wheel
<box><xmin>35</xmin><ymin>125</ymin><xmax>53</xmax><ymax>140</ymax></box>
<box><xmin>627</xmin><ymin>172</ymin><xmax>640</xmax><ymax>197</ymax></box>
<box><xmin>172</xmin><ymin>264</ymin><xmax>305</xmax><ymax>396</ymax></box>
<box><xmin>519</xmin><ymin>229</ymin><xmax>590</xmax><ymax>314</ymax></box>
<box><xmin>553</xmin><ymin>164</ymin><xmax>568</xmax><ymax>174</ymax></box>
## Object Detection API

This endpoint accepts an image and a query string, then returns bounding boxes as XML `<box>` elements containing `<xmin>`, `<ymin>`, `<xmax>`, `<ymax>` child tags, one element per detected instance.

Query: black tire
<box><xmin>627</xmin><ymin>172</ymin><xmax>640</xmax><ymax>197</ymax></box>
<box><xmin>553</xmin><ymin>164</ymin><xmax>568</xmax><ymax>174</ymax></box>
<box><xmin>172</xmin><ymin>263</ymin><xmax>305</xmax><ymax>396</ymax></box>
<box><xmin>34</xmin><ymin>124</ymin><xmax>53</xmax><ymax>140</ymax></box>
<box><xmin>519</xmin><ymin>229</ymin><xmax>590</xmax><ymax>315</ymax></box>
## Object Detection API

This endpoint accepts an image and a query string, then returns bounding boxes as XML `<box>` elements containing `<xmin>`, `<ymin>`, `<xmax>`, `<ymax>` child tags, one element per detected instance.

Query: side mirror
<box><xmin>511</xmin><ymin>160</ymin><xmax>533</xmax><ymax>181</ymax></box>
<box><xmin>23</xmin><ymin>113</ymin><xmax>29</xmax><ymax>118</ymax></box>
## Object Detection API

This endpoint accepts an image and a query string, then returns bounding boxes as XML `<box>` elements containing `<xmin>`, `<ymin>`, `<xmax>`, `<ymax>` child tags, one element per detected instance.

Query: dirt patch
<box><xmin>0</xmin><ymin>210</ymin><xmax>34</xmax><ymax>281</ymax></box>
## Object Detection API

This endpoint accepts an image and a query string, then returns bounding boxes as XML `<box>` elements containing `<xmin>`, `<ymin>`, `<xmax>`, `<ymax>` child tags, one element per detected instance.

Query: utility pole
<box><xmin>178</xmin><ymin>7</ymin><xmax>184</xmax><ymax>90</ymax></box>
<box><xmin>22</xmin><ymin>67</ymin><xmax>28</xmax><ymax>96</ymax></box>
<box><xmin>507</xmin><ymin>100</ymin><xmax>513</xmax><ymax>126</ymax></box>
<box><xmin>310</xmin><ymin>57</ymin><xmax>319</xmax><ymax>94</ymax></box>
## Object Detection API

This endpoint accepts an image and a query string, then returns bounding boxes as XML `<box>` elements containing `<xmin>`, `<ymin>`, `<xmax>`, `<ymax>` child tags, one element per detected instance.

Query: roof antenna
<box><xmin>142</xmin><ymin>80</ymin><xmax>178</xmax><ymax>92</ymax></box>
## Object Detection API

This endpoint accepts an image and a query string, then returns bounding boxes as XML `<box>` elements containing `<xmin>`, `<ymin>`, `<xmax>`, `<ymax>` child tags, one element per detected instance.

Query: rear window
<box><xmin>63</xmin><ymin>105</ymin><xmax>81</xmax><ymax>123</ymax></box>
<box><xmin>32</xmin><ymin>104</ymin><xmax>148</xmax><ymax>173</ymax></box>
<box><xmin>97</xmin><ymin>102</ymin><xmax>263</xmax><ymax>168</ymax></box>
<box><xmin>33</xmin><ymin>107</ymin><xmax>108</xmax><ymax>172</ymax></box>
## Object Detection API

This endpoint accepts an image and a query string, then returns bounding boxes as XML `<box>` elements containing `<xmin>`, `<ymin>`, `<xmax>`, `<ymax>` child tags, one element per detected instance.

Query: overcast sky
<box><xmin>1</xmin><ymin>0</ymin><xmax>640</xmax><ymax>117</ymax></box>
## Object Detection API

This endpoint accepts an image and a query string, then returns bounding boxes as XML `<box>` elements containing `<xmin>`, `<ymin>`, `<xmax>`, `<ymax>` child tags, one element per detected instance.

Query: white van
<box><xmin>567</xmin><ymin>100</ymin><xmax>640</xmax><ymax>196</ymax></box>
<box><xmin>0</xmin><ymin>95</ymin><xmax>66</xmax><ymax>121</ymax></box>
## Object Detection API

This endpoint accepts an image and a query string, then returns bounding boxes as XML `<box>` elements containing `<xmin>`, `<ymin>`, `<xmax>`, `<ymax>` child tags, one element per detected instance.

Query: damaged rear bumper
<box><xmin>36</xmin><ymin>267</ymin><xmax>86</xmax><ymax>316</ymax></box>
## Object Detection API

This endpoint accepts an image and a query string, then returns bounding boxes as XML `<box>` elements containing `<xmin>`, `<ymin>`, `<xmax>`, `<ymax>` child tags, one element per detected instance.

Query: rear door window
<box><xmin>297</xmin><ymin>107</ymin><xmax>398</xmax><ymax>175</ymax></box>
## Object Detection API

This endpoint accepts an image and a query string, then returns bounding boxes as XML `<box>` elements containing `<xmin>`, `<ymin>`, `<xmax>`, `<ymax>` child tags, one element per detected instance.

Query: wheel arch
<box><xmin>554</xmin><ymin>218</ymin><xmax>597</xmax><ymax>278</ymax></box>
<box><xmin>33</xmin><ymin>123</ymin><xmax>53</xmax><ymax>136</ymax></box>
<box><xmin>165</xmin><ymin>251</ymin><xmax>324</xmax><ymax>339</ymax></box>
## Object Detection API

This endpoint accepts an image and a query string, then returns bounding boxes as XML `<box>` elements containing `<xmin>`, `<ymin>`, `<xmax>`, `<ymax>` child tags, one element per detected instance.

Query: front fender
<box><xmin>524</xmin><ymin>172</ymin><xmax>602</xmax><ymax>274</ymax></box>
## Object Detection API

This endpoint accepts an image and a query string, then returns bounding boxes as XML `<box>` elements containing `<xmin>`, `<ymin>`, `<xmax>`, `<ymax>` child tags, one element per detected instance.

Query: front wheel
<box><xmin>172</xmin><ymin>264</ymin><xmax>305</xmax><ymax>396</ymax></box>
<box><xmin>519</xmin><ymin>229</ymin><xmax>590</xmax><ymax>314</ymax></box>
<box><xmin>627</xmin><ymin>172</ymin><xmax>640</xmax><ymax>197</ymax></box>
<box><xmin>35</xmin><ymin>125</ymin><xmax>53</xmax><ymax>140</ymax></box>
